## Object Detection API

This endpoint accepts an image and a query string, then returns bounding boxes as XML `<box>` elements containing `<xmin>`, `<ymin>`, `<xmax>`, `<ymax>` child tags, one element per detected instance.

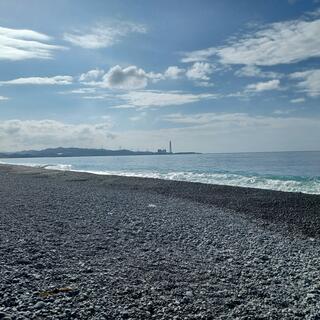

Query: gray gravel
<box><xmin>1</xmin><ymin>164</ymin><xmax>320</xmax><ymax>319</ymax></box>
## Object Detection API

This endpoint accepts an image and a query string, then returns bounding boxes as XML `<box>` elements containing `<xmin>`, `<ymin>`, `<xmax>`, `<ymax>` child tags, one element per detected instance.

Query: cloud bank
<box><xmin>79</xmin><ymin>62</ymin><xmax>217</xmax><ymax>90</ymax></box>
<box><xmin>1</xmin><ymin>113</ymin><xmax>319</xmax><ymax>153</ymax></box>
<box><xmin>0</xmin><ymin>120</ymin><xmax>115</xmax><ymax>152</ymax></box>
<box><xmin>182</xmin><ymin>13</ymin><xmax>320</xmax><ymax>66</ymax></box>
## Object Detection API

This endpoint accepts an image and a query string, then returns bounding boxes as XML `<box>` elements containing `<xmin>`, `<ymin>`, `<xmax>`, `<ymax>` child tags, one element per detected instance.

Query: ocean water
<box><xmin>1</xmin><ymin>151</ymin><xmax>320</xmax><ymax>194</ymax></box>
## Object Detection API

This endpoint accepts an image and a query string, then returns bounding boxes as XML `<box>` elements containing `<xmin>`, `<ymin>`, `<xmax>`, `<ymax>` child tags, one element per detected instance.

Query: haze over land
<box><xmin>0</xmin><ymin>147</ymin><xmax>198</xmax><ymax>158</ymax></box>
<box><xmin>0</xmin><ymin>0</ymin><xmax>319</xmax><ymax>153</ymax></box>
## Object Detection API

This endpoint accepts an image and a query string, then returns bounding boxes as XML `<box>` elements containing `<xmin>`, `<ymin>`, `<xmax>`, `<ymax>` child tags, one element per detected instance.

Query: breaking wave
<box><xmin>79</xmin><ymin>170</ymin><xmax>320</xmax><ymax>194</ymax></box>
<box><xmin>0</xmin><ymin>162</ymin><xmax>73</xmax><ymax>171</ymax></box>
<box><xmin>1</xmin><ymin>156</ymin><xmax>320</xmax><ymax>194</ymax></box>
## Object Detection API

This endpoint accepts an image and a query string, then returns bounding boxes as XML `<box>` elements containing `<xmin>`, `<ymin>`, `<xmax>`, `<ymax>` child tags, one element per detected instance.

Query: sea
<box><xmin>1</xmin><ymin>151</ymin><xmax>320</xmax><ymax>195</ymax></box>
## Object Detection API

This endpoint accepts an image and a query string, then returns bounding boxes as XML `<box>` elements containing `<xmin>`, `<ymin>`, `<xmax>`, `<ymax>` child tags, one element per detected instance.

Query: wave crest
<box><xmin>1</xmin><ymin>160</ymin><xmax>319</xmax><ymax>194</ymax></box>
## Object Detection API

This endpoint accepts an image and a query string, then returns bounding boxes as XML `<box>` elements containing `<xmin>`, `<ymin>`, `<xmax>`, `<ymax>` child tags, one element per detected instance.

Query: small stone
<box><xmin>34</xmin><ymin>301</ymin><xmax>46</xmax><ymax>309</ymax></box>
<box><xmin>0</xmin><ymin>312</ymin><xmax>11</xmax><ymax>320</ymax></box>
<box><xmin>185</xmin><ymin>291</ymin><xmax>193</xmax><ymax>297</ymax></box>
<box><xmin>306</xmin><ymin>293</ymin><xmax>316</xmax><ymax>300</ymax></box>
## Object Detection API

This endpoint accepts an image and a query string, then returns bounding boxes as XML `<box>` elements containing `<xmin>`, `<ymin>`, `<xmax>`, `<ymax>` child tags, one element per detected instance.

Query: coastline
<box><xmin>2</xmin><ymin>163</ymin><xmax>320</xmax><ymax>237</ymax></box>
<box><xmin>2</xmin><ymin>152</ymin><xmax>319</xmax><ymax>195</ymax></box>
<box><xmin>1</xmin><ymin>163</ymin><xmax>320</xmax><ymax>319</ymax></box>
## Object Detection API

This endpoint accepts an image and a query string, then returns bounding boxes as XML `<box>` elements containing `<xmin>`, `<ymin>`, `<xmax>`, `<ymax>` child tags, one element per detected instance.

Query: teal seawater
<box><xmin>1</xmin><ymin>151</ymin><xmax>320</xmax><ymax>194</ymax></box>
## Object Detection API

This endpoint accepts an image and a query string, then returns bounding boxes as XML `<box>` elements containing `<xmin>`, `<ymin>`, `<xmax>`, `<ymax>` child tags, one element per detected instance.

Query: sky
<box><xmin>0</xmin><ymin>0</ymin><xmax>319</xmax><ymax>153</ymax></box>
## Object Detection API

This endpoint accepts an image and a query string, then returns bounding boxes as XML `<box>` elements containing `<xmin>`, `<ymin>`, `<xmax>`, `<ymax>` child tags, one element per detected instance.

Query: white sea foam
<box><xmin>74</xmin><ymin>169</ymin><xmax>320</xmax><ymax>195</ymax></box>
<box><xmin>1</xmin><ymin>160</ymin><xmax>320</xmax><ymax>194</ymax></box>
<box><xmin>0</xmin><ymin>161</ymin><xmax>73</xmax><ymax>171</ymax></box>
<box><xmin>42</xmin><ymin>164</ymin><xmax>73</xmax><ymax>170</ymax></box>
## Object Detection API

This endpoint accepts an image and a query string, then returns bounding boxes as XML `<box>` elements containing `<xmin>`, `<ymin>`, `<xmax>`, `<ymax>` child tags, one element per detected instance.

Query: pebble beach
<box><xmin>1</xmin><ymin>164</ymin><xmax>320</xmax><ymax>319</ymax></box>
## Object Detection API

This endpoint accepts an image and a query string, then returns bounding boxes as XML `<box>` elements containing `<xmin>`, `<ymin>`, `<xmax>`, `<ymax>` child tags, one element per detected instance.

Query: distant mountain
<box><xmin>0</xmin><ymin>147</ymin><xmax>199</xmax><ymax>158</ymax></box>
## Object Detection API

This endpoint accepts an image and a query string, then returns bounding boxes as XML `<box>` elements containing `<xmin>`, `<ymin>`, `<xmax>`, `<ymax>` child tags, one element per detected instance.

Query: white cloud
<box><xmin>290</xmin><ymin>69</ymin><xmax>320</xmax><ymax>97</ymax></box>
<box><xmin>85</xmin><ymin>65</ymin><xmax>162</xmax><ymax>90</ymax></box>
<box><xmin>78</xmin><ymin>63</ymin><xmax>216</xmax><ymax>91</ymax></box>
<box><xmin>235</xmin><ymin>65</ymin><xmax>281</xmax><ymax>78</ymax></box>
<box><xmin>102</xmin><ymin>65</ymin><xmax>150</xmax><ymax>90</ymax></box>
<box><xmin>186</xmin><ymin>62</ymin><xmax>214</xmax><ymax>81</ymax></box>
<box><xmin>62</xmin><ymin>88</ymin><xmax>97</xmax><ymax>94</ymax></box>
<box><xmin>0</xmin><ymin>26</ymin><xmax>65</xmax><ymax>61</ymax></box>
<box><xmin>164</xmin><ymin>66</ymin><xmax>185</xmax><ymax>79</ymax></box>
<box><xmin>181</xmin><ymin>13</ymin><xmax>320</xmax><ymax>66</ymax></box>
<box><xmin>0</xmin><ymin>76</ymin><xmax>73</xmax><ymax>85</ymax></box>
<box><xmin>163</xmin><ymin>112</ymin><xmax>251</xmax><ymax>125</ymax></box>
<box><xmin>82</xmin><ymin>95</ymin><xmax>110</xmax><ymax>100</ymax></box>
<box><xmin>246</xmin><ymin>79</ymin><xmax>280</xmax><ymax>92</ymax></box>
<box><xmin>142</xmin><ymin>71</ymin><xmax>163</xmax><ymax>83</ymax></box>
<box><xmin>181</xmin><ymin>47</ymin><xmax>217</xmax><ymax>63</ymax></box>
<box><xmin>0</xmin><ymin>95</ymin><xmax>9</xmax><ymax>101</ymax></box>
<box><xmin>273</xmin><ymin>109</ymin><xmax>294</xmax><ymax>115</ymax></box>
<box><xmin>63</xmin><ymin>22</ymin><xmax>146</xmax><ymax>49</ymax></box>
<box><xmin>119</xmin><ymin>90</ymin><xmax>218</xmax><ymax>108</ymax></box>
<box><xmin>110</xmin><ymin>104</ymin><xmax>137</xmax><ymax>109</ymax></box>
<box><xmin>79</xmin><ymin>69</ymin><xmax>104</xmax><ymax>82</ymax></box>
<box><xmin>0</xmin><ymin>119</ymin><xmax>115</xmax><ymax>152</ymax></box>
<box><xmin>290</xmin><ymin>97</ymin><xmax>305</xmax><ymax>103</ymax></box>
<box><xmin>195</xmin><ymin>82</ymin><xmax>215</xmax><ymax>88</ymax></box>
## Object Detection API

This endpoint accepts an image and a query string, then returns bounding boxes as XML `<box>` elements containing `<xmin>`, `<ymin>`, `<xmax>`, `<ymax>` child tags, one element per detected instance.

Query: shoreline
<box><xmin>1</xmin><ymin>158</ymin><xmax>319</xmax><ymax>195</ymax></box>
<box><xmin>1</xmin><ymin>164</ymin><xmax>320</xmax><ymax>319</ymax></box>
<box><xmin>0</xmin><ymin>158</ymin><xmax>320</xmax><ymax>195</ymax></box>
<box><xmin>2</xmin><ymin>163</ymin><xmax>320</xmax><ymax>237</ymax></box>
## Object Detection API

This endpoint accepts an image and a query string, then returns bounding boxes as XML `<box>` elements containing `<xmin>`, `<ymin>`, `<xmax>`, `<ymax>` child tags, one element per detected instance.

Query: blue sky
<box><xmin>0</xmin><ymin>0</ymin><xmax>319</xmax><ymax>152</ymax></box>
